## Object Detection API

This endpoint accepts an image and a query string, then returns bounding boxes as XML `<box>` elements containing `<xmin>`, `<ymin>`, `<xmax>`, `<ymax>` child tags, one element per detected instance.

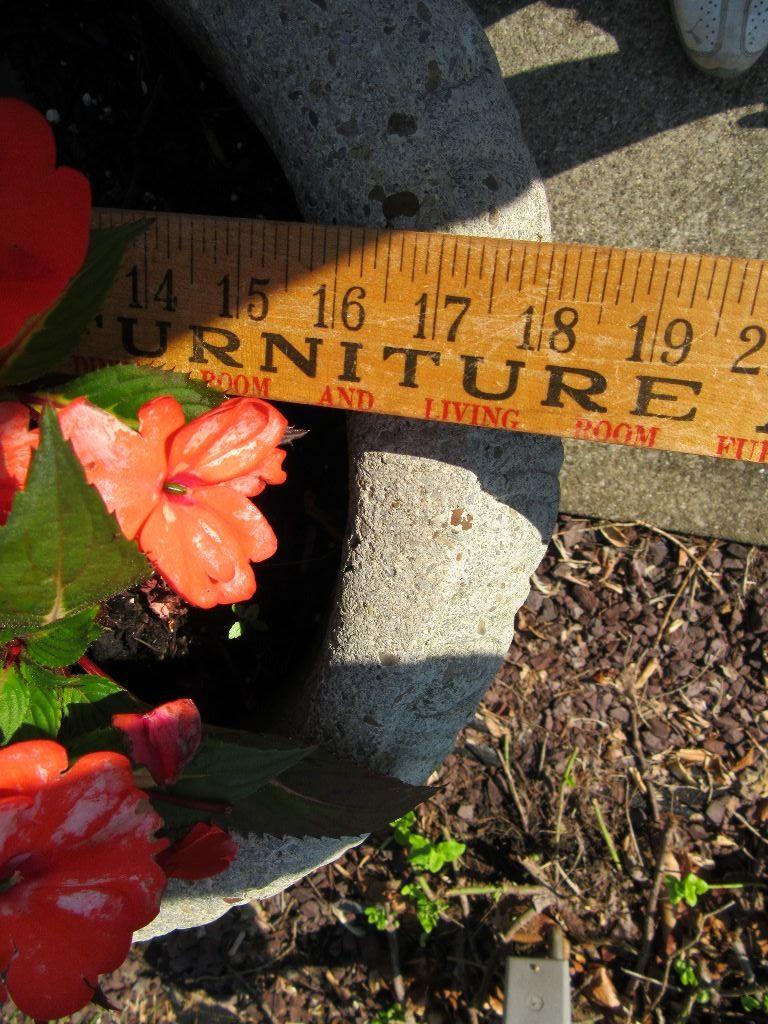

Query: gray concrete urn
<box><xmin>138</xmin><ymin>0</ymin><xmax>562</xmax><ymax>939</ymax></box>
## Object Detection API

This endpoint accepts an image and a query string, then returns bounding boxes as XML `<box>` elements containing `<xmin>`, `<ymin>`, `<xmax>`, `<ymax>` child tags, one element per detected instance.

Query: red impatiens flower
<box><xmin>0</xmin><ymin>401</ymin><xmax>38</xmax><ymax>525</ymax></box>
<box><xmin>0</xmin><ymin>740</ymin><xmax>168</xmax><ymax>1021</ymax></box>
<box><xmin>0</xmin><ymin>99</ymin><xmax>91</xmax><ymax>351</ymax></box>
<box><xmin>59</xmin><ymin>395</ymin><xmax>287</xmax><ymax>608</ymax></box>
<box><xmin>157</xmin><ymin>822</ymin><xmax>238</xmax><ymax>881</ymax></box>
<box><xmin>113</xmin><ymin>697</ymin><xmax>202</xmax><ymax>786</ymax></box>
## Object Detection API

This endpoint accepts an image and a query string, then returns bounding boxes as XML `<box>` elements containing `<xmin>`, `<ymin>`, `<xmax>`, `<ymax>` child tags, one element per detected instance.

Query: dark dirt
<box><xmin>4</xmin><ymin>3</ymin><xmax>768</xmax><ymax>1023</ymax></box>
<box><xmin>58</xmin><ymin>518</ymin><xmax>768</xmax><ymax>1024</ymax></box>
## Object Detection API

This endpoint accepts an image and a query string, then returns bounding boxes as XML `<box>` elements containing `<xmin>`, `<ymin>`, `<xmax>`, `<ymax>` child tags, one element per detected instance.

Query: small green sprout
<box><xmin>370</xmin><ymin>1004</ymin><xmax>407</xmax><ymax>1024</ymax></box>
<box><xmin>674</xmin><ymin>958</ymin><xmax>699</xmax><ymax>988</ymax></box>
<box><xmin>665</xmin><ymin>872</ymin><xmax>745</xmax><ymax>908</ymax></box>
<box><xmin>400</xmin><ymin>882</ymin><xmax>447</xmax><ymax>935</ymax></box>
<box><xmin>741</xmin><ymin>992</ymin><xmax>768</xmax><ymax>1013</ymax></box>
<box><xmin>389</xmin><ymin>814</ymin><xmax>466</xmax><ymax>873</ymax></box>
<box><xmin>364</xmin><ymin>903</ymin><xmax>396</xmax><ymax>931</ymax></box>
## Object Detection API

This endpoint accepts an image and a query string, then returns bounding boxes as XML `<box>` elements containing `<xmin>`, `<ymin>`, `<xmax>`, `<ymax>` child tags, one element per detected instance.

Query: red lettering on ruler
<box><xmin>715</xmin><ymin>435</ymin><xmax>768</xmax><ymax>463</ymax></box>
<box><xmin>199</xmin><ymin>370</ymin><xmax>270</xmax><ymax>398</ymax></box>
<box><xmin>318</xmin><ymin>385</ymin><xmax>374</xmax><ymax>410</ymax></box>
<box><xmin>423</xmin><ymin>397</ymin><xmax>520</xmax><ymax>431</ymax></box>
<box><xmin>573</xmin><ymin>417</ymin><xmax>658</xmax><ymax>449</ymax></box>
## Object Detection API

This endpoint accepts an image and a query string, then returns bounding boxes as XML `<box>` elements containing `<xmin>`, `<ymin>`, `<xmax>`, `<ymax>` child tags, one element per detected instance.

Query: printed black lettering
<box><xmin>631</xmin><ymin>375</ymin><xmax>701</xmax><ymax>421</ymax></box>
<box><xmin>542</xmin><ymin>365</ymin><xmax>608</xmax><ymax>413</ymax></box>
<box><xmin>460</xmin><ymin>355</ymin><xmax>525</xmax><ymax>401</ymax></box>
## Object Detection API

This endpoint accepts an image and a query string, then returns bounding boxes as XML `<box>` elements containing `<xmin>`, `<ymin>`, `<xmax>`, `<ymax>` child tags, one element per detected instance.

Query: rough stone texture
<box><xmin>140</xmin><ymin>0</ymin><xmax>561</xmax><ymax>939</ymax></box>
<box><xmin>560</xmin><ymin>442</ymin><xmax>768</xmax><ymax>546</ymax></box>
<box><xmin>472</xmin><ymin>0</ymin><xmax>768</xmax><ymax>546</ymax></box>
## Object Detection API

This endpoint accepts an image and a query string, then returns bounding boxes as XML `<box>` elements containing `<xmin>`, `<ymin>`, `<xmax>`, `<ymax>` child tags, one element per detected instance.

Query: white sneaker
<box><xmin>670</xmin><ymin>0</ymin><xmax>768</xmax><ymax>75</ymax></box>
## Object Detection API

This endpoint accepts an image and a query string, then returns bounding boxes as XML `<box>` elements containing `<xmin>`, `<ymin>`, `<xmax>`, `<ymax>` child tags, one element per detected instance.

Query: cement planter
<box><xmin>138</xmin><ymin>0</ymin><xmax>562</xmax><ymax>939</ymax></box>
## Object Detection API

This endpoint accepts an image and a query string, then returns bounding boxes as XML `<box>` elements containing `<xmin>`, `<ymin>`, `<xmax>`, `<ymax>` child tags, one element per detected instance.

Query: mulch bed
<box><xmin>5</xmin><ymin>4</ymin><xmax>768</xmax><ymax>1022</ymax></box>
<box><xmin>68</xmin><ymin>517</ymin><xmax>768</xmax><ymax>1024</ymax></box>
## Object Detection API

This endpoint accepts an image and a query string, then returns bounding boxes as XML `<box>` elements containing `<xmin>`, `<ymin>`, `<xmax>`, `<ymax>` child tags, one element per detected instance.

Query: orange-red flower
<box><xmin>157</xmin><ymin>822</ymin><xmax>238</xmax><ymax>881</ymax></box>
<box><xmin>113</xmin><ymin>698</ymin><xmax>201</xmax><ymax>786</ymax></box>
<box><xmin>59</xmin><ymin>395</ymin><xmax>287</xmax><ymax>608</ymax></box>
<box><xmin>0</xmin><ymin>401</ymin><xmax>38</xmax><ymax>525</ymax></box>
<box><xmin>0</xmin><ymin>99</ymin><xmax>91</xmax><ymax>351</ymax></box>
<box><xmin>0</xmin><ymin>740</ymin><xmax>167</xmax><ymax>1021</ymax></box>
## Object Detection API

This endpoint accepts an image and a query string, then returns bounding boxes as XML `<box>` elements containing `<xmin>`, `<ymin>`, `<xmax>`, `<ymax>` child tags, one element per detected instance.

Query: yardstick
<box><xmin>72</xmin><ymin>208</ymin><xmax>768</xmax><ymax>464</ymax></box>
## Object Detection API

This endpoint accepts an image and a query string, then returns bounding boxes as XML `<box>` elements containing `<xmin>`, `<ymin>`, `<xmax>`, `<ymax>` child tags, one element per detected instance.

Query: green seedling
<box><xmin>673</xmin><ymin>959</ymin><xmax>711</xmax><ymax>1005</ymax></box>
<box><xmin>364</xmin><ymin>903</ymin><xmax>395</xmax><ymax>932</ymax></box>
<box><xmin>665</xmin><ymin>872</ymin><xmax>746</xmax><ymax>908</ymax></box>
<box><xmin>400</xmin><ymin>881</ymin><xmax>447</xmax><ymax>936</ymax></box>
<box><xmin>370</xmin><ymin>1004</ymin><xmax>407</xmax><ymax>1024</ymax></box>
<box><xmin>741</xmin><ymin>992</ymin><xmax>768</xmax><ymax>1013</ymax></box>
<box><xmin>389</xmin><ymin>813</ymin><xmax>466</xmax><ymax>873</ymax></box>
<box><xmin>228</xmin><ymin>601</ymin><xmax>268</xmax><ymax>639</ymax></box>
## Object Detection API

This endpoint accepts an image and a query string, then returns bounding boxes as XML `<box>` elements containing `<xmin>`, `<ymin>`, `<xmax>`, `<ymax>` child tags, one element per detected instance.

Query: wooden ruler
<box><xmin>71</xmin><ymin>208</ymin><xmax>768</xmax><ymax>464</ymax></box>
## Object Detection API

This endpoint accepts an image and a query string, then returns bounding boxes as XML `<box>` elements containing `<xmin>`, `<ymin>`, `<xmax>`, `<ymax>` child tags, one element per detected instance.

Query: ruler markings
<box><xmin>517</xmin><ymin>246</ymin><xmax>528</xmax><ymax>292</ymax></box>
<box><xmin>82</xmin><ymin>209</ymin><xmax>768</xmax><ymax>465</ymax></box>
<box><xmin>597</xmin><ymin>249</ymin><xmax>612</xmax><ymax>324</ymax></box>
<box><xmin>647</xmin><ymin>251</ymin><xmax>658</xmax><ymax>295</ymax></box>
<box><xmin>571</xmin><ymin>247</ymin><xmax>584</xmax><ymax>302</ymax></box>
<box><xmin>384</xmin><ymin>231</ymin><xmax>393</xmax><ymax>302</ymax></box>
<box><xmin>585</xmin><ymin>248</ymin><xmax>597</xmax><ymax>303</ymax></box>
<box><xmin>614</xmin><ymin>249</ymin><xmax>627</xmax><ymax>305</ymax></box>
<box><xmin>487</xmin><ymin>243</ymin><xmax>499</xmax><ymax>314</ymax></box>
<box><xmin>736</xmin><ymin>259</ymin><xmax>749</xmax><ymax>305</ymax></box>
<box><xmin>750</xmin><ymin>262</ymin><xmax>764</xmax><ymax>316</ymax></box>
<box><xmin>650</xmin><ymin>256</ymin><xmax>672</xmax><ymax>359</ymax></box>
<box><xmin>688</xmin><ymin>256</ymin><xmax>703</xmax><ymax>309</ymax></box>
<box><xmin>504</xmin><ymin>241</ymin><xmax>514</xmax><ymax>284</ymax></box>
<box><xmin>676</xmin><ymin>254</ymin><xmax>689</xmax><ymax>299</ymax></box>
<box><xmin>431</xmin><ymin>236</ymin><xmax>446</xmax><ymax>340</ymax></box>
<box><xmin>557</xmin><ymin>247</ymin><xmax>569</xmax><ymax>302</ymax></box>
<box><xmin>536</xmin><ymin>246</ymin><xmax>556</xmax><ymax>351</ymax></box>
<box><xmin>330</xmin><ymin>227</ymin><xmax>340</xmax><ymax>329</ymax></box>
<box><xmin>630</xmin><ymin>253</ymin><xmax>643</xmax><ymax>305</ymax></box>
<box><xmin>714</xmin><ymin>259</ymin><xmax>734</xmax><ymax>338</ymax></box>
<box><xmin>706</xmin><ymin>258</ymin><xmax>718</xmax><ymax>301</ymax></box>
<box><xmin>532</xmin><ymin>241</ymin><xmax>541</xmax><ymax>285</ymax></box>
<box><xmin>410</xmin><ymin>235</ymin><xmax>418</xmax><ymax>283</ymax></box>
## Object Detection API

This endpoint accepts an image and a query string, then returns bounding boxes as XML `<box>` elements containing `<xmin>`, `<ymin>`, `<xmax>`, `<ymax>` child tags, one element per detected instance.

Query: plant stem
<box><xmin>150</xmin><ymin>790</ymin><xmax>232</xmax><ymax>815</ymax></box>
<box><xmin>593</xmin><ymin>799</ymin><xmax>622</xmax><ymax>870</ymax></box>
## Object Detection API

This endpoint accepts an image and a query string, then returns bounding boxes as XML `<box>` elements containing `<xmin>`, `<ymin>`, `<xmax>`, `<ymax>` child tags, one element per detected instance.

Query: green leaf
<box><xmin>0</xmin><ymin>222</ymin><xmax>150</xmax><ymax>386</ymax></box>
<box><xmin>22</xmin><ymin>608</ymin><xmax>103</xmax><ymax>667</ymax></box>
<box><xmin>23</xmin><ymin>681</ymin><xmax>62</xmax><ymax>736</ymax></box>
<box><xmin>158</xmin><ymin>732</ymin><xmax>431</xmax><ymax>840</ymax></box>
<box><xmin>391</xmin><ymin>811</ymin><xmax>417</xmax><ymax>846</ymax></box>
<box><xmin>51</xmin><ymin>364</ymin><xmax>221</xmax><ymax>428</ymax></box>
<box><xmin>401</xmin><ymin>882</ymin><xmax>446</xmax><ymax>934</ymax></box>
<box><xmin>162</xmin><ymin>736</ymin><xmax>313</xmax><ymax>806</ymax></box>
<box><xmin>0</xmin><ymin>665</ymin><xmax>30</xmax><ymax>743</ymax></box>
<box><xmin>223</xmin><ymin>749</ymin><xmax>430</xmax><ymax>839</ymax></box>
<box><xmin>0</xmin><ymin>408</ymin><xmax>150</xmax><ymax>630</ymax></box>
<box><xmin>408</xmin><ymin>837</ymin><xmax>466</xmax><ymax>873</ymax></box>
<box><xmin>364</xmin><ymin>904</ymin><xmax>393</xmax><ymax>932</ymax></box>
